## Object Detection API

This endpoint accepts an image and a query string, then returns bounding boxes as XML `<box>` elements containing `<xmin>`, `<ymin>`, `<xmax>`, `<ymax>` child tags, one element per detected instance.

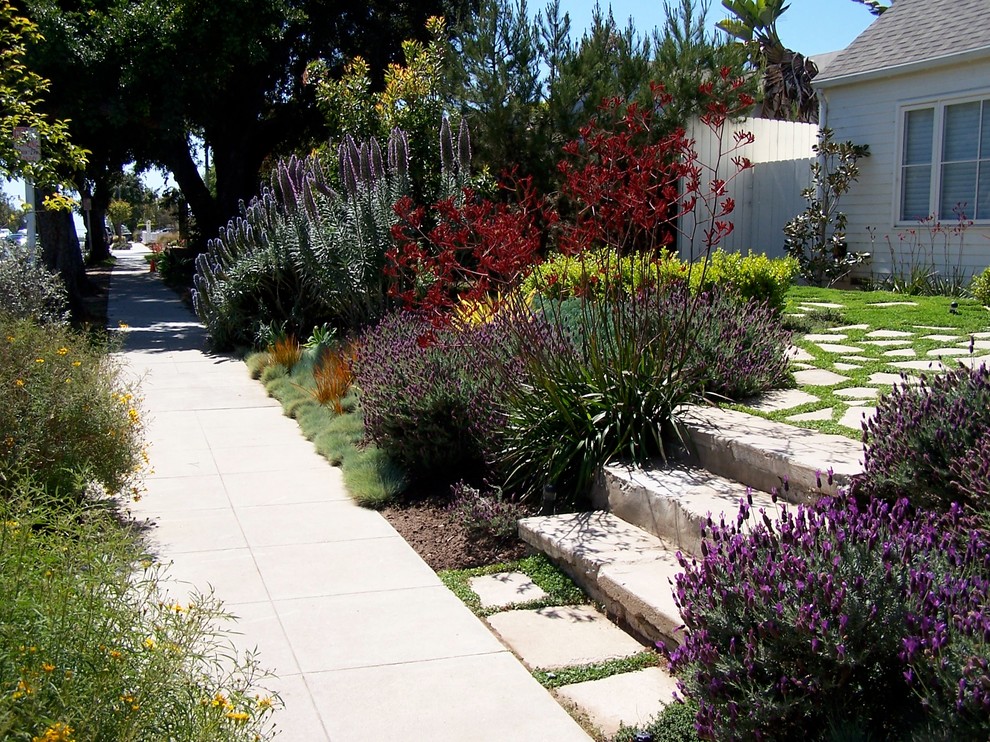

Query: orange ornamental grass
<box><xmin>312</xmin><ymin>343</ymin><xmax>357</xmax><ymax>413</ymax></box>
<box><xmin>267</xmin><ymin>336</ymin><xmax>302</xmax><ymax>370</ymax></box>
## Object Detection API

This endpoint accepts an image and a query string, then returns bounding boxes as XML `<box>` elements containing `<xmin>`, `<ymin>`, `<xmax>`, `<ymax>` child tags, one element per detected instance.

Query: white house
<box><xmin>814</xmin><ymin>0</ymin><xmax>990</xmax><ymax>281</ymax></box>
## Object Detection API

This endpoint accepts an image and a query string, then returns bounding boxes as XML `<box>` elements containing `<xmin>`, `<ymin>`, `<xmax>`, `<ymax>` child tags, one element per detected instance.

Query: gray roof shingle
<box><xmin>815</xmin><ymin>0</ymin><xmax>990</xmax><ymax>85</ymax></box>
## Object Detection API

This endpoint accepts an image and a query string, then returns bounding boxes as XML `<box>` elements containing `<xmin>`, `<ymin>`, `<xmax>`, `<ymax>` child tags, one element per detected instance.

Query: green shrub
<box><xmin>0</xmin><ymin>481</ymin><xmax>278</xmax><ymax>740</ymax></box>
<box><xmin>853</xmin><ymin>364</ymin><xmax>990</xmax><ymax>512</ymax></box>
<box><xmin>521</xmin><ymin>248</ymin><xmax>797</xmax><ymax>312</ymax></box>
<box><xmin>693</xmin><ymin>250</ymin><xmax>798</xmax><ymax>313</ymax></box>
<box><xmin>0</xmin><ymin>315</ymin><xmax>144</xmax><ymax>500</ymax></box>
<box><xmin>614</xmin><ymin>701</ymin><xmax>700</xmax><ymax>742</ymax></box>
<box><xmin>0</xmin><ymin>244</ymin><xmax>69</xmax><ymax>325</ymax></box>
<box><xmin>971</xmin><ymin>265</ymin><xmax>990</xmax><ymax>306</ymax></box>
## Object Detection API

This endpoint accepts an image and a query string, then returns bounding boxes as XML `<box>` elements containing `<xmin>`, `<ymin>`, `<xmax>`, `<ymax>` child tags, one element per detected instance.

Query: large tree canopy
<box><xmin>24</xmin><ymin>0</ymin><xmax>473</xmax><ymax>247</ymax></box>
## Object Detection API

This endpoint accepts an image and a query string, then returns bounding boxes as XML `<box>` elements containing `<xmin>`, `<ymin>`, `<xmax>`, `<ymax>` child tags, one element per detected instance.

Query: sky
<box><xmin>3</xmin><ymin>0</ymin><xmax>879</xmax><ymax>216</ymax></box>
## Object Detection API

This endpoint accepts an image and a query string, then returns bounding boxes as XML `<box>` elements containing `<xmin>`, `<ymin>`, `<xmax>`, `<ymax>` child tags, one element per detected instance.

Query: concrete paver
<box><xmin>109</xmin><ymin>248</ymin><xmax>590</xmax><ymax>741</ymax></box>
<box><xmin>792</xmin><ymin>368</ymin><xmax>849</xmax><ymax>386</ymax></box>
<box><xmin>488</xmin><ymin>605</ymin><xmax>645</xmax><ymax>669</ymax></box>
<box><xmin>556</xmin><ymin>667</ymin><xmax>679</xmax><ymax>738</ymax></box>
<box><xmin>470</xmin><ymin>572</ymin><xmax>549</xmax><ymax>608</ymax></box>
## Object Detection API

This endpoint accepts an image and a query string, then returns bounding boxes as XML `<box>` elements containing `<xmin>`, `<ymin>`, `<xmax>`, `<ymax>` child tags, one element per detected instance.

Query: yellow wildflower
<box><xmin>256</xmin><ymin>695</ymin><xmax>273</xmax><ymax>709</ymax></box>
<box><xmin>4</xmin><ymin>437</ymin><xmax>13</xmax><ymax>448</ymax></box>
<box><xmin>225</xmin><ymin>711</ymin><xmax>251</xmax><ymax>722</ymax></box>
<box><xmin>6</xmin><ymin>335</ymin><xmax>14</xmax><ymax>342</ymax></box>
<box><xmin>65</xmin><ymin>378</ymin><xmax>72</xmax><ymax>384</ymax></box>
<box><xmin>15</xmin><ymin>379</ymin><xmax>24</xmax><ymax>387</ymax></box>
<box><xmin>41</xmin><ymin>662</ymin><xmax>55</xmax><ymax>672</ymax></box>
<box><xmin>71</xmin><ymin>361</ymin><xmax>81</xmax><ymax>367</ymax></box>
<box><xmin>32</xmin><ymin>721</ymin><xmax>74</xmax><ymax>742</ymax></box>
<box><xmin>35</xmin><ymin>358</ymin><xmax>44</xmax><ymax>364</ymax></box>
<box><xmin>109</xmin><ymin>650</ymin><xmax>122</xmax><ymax>659</ymax></box>
<box><xmin>57</xmin><ymin>347</ymin><xmax>69</xmax><ymax>356</ymax></box>
<box><xmin>128</xmin><ymin>408</ymin><xmax>140</xmax><ymax>424</ymax></box>
<box><xmin>143</xmin><ymin>638</ymin><xmax>156</xmax><ymax>650</ymax></box>
<box><xmin>118</xmin><ymin>321</ymin><xmax>129</xmax><ymax>328</ymax></box>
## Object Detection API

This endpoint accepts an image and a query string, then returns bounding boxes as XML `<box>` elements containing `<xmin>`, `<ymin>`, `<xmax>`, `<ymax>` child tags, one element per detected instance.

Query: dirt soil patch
<box><xmin>380</xmin><ymin>494</ymin><xmax>529</xmax><ymax>572</ymax></box>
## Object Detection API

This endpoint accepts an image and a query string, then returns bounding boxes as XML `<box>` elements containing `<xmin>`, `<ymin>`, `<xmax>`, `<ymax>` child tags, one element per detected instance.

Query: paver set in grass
<box><xmin>734</xmin><ymin>286</ymin><xmax>990</xmax><ymax>437</ymax></box>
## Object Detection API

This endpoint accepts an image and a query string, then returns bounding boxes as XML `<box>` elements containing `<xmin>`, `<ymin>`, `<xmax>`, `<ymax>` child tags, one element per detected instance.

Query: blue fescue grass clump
<box><xmin>854</xmin><ymin>363</ymin><xmax>990</xmax><ymax>513</ymax></box>
<box><xmin>669</xmin><ymin>494</ymin><xmax>990</xmax><ymax>741</ymax></box>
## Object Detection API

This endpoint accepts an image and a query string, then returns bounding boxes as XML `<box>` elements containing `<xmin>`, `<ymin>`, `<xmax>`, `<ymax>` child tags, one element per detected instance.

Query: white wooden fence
<box><xmin>677</xmin><ymin>118</ymin><xmax>818</xmax><ymax>261</ymax></box>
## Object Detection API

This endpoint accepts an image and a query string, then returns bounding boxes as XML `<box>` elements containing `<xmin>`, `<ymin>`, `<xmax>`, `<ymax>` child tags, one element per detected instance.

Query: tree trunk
<box><xmin>36</xmin><ymin>187</ymin><xmax>91</xmax><ymax>319</ymax></box>
<box><xmin>161</xmin><ymin>136</ymin><xmax>220</xmax><ymax>250</ymax></box>
<box><xmin>83</xmin><ymin>181</ymin><xmax>113</xmax><ymax>264</ymax></box>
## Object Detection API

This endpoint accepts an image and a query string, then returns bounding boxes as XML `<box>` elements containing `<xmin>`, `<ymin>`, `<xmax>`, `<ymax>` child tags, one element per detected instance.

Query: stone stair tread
<box><xmin>519</xmin><ymin>512</ymin><xmax>685</xmax><ymax>646</ymax></box>
<box><xmin>680</xmin><ymin>405</ymin><xmax>863</xmax><ymax>499</ymax></box>
<box><xmin>556</xmin><ymin>666</ymin><xmax>679</xmax><ymax>738</ymax></box>
<box><xmin>600</xmin><ymin>462</ymin><xmax>776</xmax><ymax>556</ymax></box>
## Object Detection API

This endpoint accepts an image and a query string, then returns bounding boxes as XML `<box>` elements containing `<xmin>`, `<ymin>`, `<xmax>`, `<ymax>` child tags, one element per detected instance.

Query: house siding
<box><xmin>820</xmin><ymin>59</ymin><xmax>990</xmax><ymax>280</ymax></box>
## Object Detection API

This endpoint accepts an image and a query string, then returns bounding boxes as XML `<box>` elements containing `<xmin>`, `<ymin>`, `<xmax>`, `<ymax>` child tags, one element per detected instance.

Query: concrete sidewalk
<box><xmin>108</xmin><ymin>246</ymin><xmax>590</xmax><ymax>741</ymax></box>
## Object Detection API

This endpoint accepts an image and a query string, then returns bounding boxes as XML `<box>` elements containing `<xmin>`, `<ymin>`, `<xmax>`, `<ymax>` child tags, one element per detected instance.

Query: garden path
<box><xmin>107</xmin><ymin>245</ymin><xmax>590</xmax><ymax>741</ymax></box>
<box><xmin>741</xmin><ymin>299</ymin><xmax>990</xmax><ymax>432</ymax></box>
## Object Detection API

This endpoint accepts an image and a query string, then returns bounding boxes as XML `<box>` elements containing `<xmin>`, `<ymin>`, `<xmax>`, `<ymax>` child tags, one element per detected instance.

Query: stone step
<box><xmin>594</xmin><ymin>462</ymin><xmax>777</xmax><ymax>559</ymax></box>
<box><xmin>518</xmin><ymin>512</ymin><xmax>685</xmax><ymax>648</ymax></box>
<box><xmin>678</xmin><ymin>405</ymin><xmax>863</xmax><ymax>502</ymax></box>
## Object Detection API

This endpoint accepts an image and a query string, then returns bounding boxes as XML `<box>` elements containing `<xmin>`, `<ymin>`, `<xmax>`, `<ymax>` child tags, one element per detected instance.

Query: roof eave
<box><xmin>814</xmin><ymin>45</ymin><xmax>990</xmax><ymax>89</ymax></box>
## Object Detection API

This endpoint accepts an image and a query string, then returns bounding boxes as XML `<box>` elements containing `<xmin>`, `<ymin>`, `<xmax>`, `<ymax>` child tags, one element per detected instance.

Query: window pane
<box><xmin>904</xmin><ymin>108</ymin><xmax>934</xmax><ymax>165</ymax></box>
<box><xmin>940</xmin><ymin>161</ymin><xmax>977</xmax><ymax>219</ymax></box>
<box><xmin>902</xmin><ymin>165</ymin><xmax>932</xmax><ymax>221</ymax></box>
<box><xmin>943</xmin><ymin>102</ymin><xmax>980</xmax><ymax>161</ymax></box>
<box><xmin>982</xmin><ymin>101</ymin><xmax>990</xmax><ymax>158</ymax></box>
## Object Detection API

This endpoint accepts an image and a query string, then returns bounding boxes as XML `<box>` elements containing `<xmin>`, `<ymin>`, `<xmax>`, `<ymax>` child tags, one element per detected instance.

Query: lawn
<box><xmin>732</xmin><ymin>286</ymin><xmax>990</xmax><ymax>438</ymax></box>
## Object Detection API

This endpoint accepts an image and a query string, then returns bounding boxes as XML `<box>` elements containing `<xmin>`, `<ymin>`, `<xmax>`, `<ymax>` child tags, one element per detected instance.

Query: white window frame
<box><xmin>894</xmin><ymin>91</ymin><xmax>990</xmax><ymax>226</ymax></box>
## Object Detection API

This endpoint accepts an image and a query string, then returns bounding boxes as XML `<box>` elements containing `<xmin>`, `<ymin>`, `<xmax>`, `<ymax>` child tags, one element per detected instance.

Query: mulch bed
<box><xmin>379</xmin><ymin>493</ymin><xmax>529</xmax><ymax>572</ymax></box>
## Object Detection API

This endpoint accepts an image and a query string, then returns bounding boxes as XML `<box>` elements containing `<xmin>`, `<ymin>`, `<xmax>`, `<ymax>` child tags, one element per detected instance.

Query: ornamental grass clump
<box><xmin>485</xmin><ymin>282</ymin><xmax>790</xmax><ymax>505</ymax></box>
<box><xmin>854</xmin><ymin>363</ymin><xmax>990</xmax><ymax>513</ymax></box>
<box><xmin>669</xmin><ymin>494</ymin><xmax>990</xmax><ymax>741</ymax></box>
<box><xmin>0</xmin><ymin>314</ymin><xmax>144</xmax><ymax>501</ymax></box>
<box><xmin>355</xmin><ymin>311</ymin><xmax>519</xmax><ymax>481</ymax></box>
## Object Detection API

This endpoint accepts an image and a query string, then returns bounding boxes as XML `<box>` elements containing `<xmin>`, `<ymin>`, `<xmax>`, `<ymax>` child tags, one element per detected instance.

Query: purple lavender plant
<box><xmin>669</xmin><ymin>494</ymin><xmax>990</xmax><ymax>740</ymax></box>
<box><xmin>854</xmin><ymin>363</ymin><xmax>990</xmax><ymax>512</ymax></box>
<box><xmin>355</xmin><ymin>311</ymin><xmax>521</xmax><ymax>480</ymax></box>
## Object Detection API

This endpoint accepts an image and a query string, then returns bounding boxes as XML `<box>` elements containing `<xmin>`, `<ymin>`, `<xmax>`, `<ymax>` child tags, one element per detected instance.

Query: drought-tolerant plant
<box><xmin>868</xmin><ymin>207</ymin><xmax>975</xmax><ymax>297</ymax></box>
<box><xmin>0</xmin><ymin>480</ymin><xmax>278</xmax><ymax>741</ymax></box>
<box><xmin>853</xmin><ymin>364</ymin><xmax>990</xmax><ymax>512</ymax></box>
<box><xmin>446</xmin><ymin>480</ymin><xmax>527</xmax><ymax>539</ymax></box>
<box><xmin>784</xmin><ymin>127</ymin><xmax>869</xmax><ymax>287</ymax></box>
<box><xmin>266</xmin><ymin>335</ymin><xmax>301</xmax><ymax>372</ymax></box>
<box><xmin>669</xmin><ymin>494</ymin><xmax>990</xmax><ymax>741</ymax></box>
<box><xmin>486</xmin><ymin>282</ymin><xmax>790</xmax><ymax>503</ymax></box>
<box><xmin>355</xmin><ymin>311</ymin><xmax>519</xmax><ymax>480</ymax></box>
<box><xmin>386</xmin><ymin>120</ymin><xmax>552</xmax><ymax>324</ymax></box>
<box><xmin>971</xmin><ymin>264</ymin><xmax>990</xmax><ymax>305</ymax></box>
<box><xmin>311</xmin><ymin>342</ymin><xmax>357</xmax><ymax>413</ymax></box>
<box><xmin>0</xmin><ymin>243</ymin><xmax>68</xmax><ymax>325</ymax></box>
<box><xmin>193</xmin><ymin>130</ymin><xmax>409</xmax><ymax>349</ymax></box>
<box><xmin>522</xmin><ymin>248</ymin><xmax>798</xmax><ymax>312</ymax></box>
<box><xmin>0</xmin><ymin>314</ymin><xmax>144</xmax><ymax>500</ymax></box>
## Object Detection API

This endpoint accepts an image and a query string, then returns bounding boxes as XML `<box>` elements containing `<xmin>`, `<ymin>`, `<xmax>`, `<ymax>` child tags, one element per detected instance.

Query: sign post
<box><xmin>13</xmin><ymin>127</ymin><xmax>40</xmax><ymax>255</ymax></box>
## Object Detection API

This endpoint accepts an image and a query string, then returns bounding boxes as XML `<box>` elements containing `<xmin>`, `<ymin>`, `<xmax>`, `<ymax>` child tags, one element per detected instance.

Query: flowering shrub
<box><xmin>853</xmin><ymin>364</ymin><xmax>990</xmax><ymax>512</ymax></box>
<box><xmin>484</xmin><ymin>283</ymin><xmax>790</xmax><ymax>503</ymax></box>
<box><xmin>194</xmin><ymin>131</ymin><xmax>409</xmax><ymax>349</ymax></box>
<box><xmin>355</xmin><ymin>312</ymin><xmax>519</xmax><ymax>479</ymax></box>
<box><xmin>0</xmin><ymin>314</ymin><xmax>144</xmax><ymax>500</ymax></box>
<box><xmin>387</xmin><ymin>174</ymin><xmax>552</xmax><ymax>324</ymax></box>
<box><xmin>669</xmin><ymin>495</ymin><xmax>990</xmax><ymax>741</ymax></box>
<box><xmin>0</xmin><ymin>481</ymin><xmax>277</xmax><ymax>741</ymax></box>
